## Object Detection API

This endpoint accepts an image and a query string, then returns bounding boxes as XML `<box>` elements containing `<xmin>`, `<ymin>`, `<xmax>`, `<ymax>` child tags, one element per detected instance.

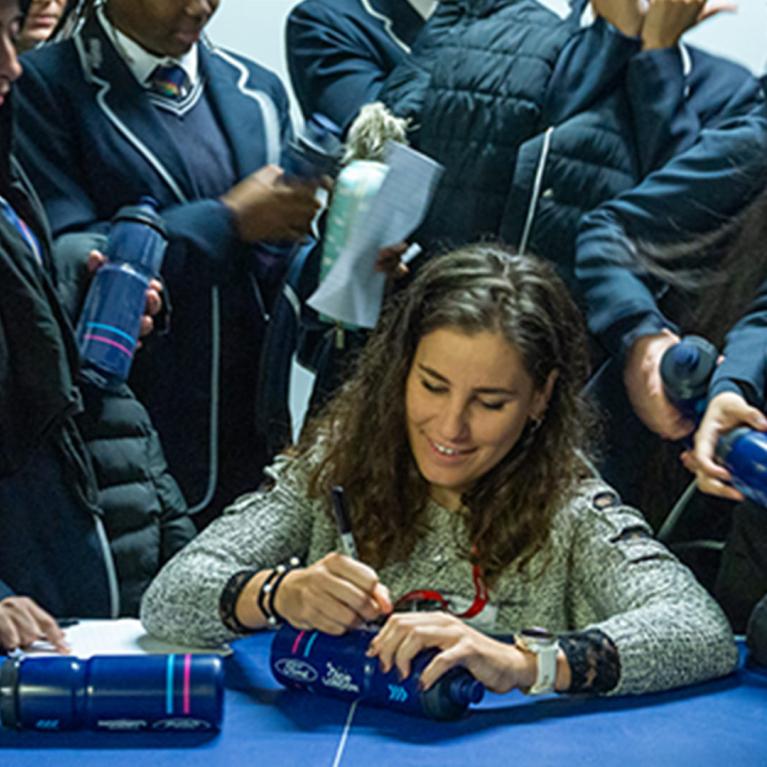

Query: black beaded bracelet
<box><xmin>259</xmin><ymin>557</ymin><xmax>301</xmax><ymax>628</ymax></box>
<box><xmin>256</xmin><ymin>568</ymin><xmax>280</xmax><ymax>625</ymax></box>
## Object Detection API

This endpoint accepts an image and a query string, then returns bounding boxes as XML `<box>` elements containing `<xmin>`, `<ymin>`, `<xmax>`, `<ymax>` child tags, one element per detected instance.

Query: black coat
<box><xmin>0</xmin><ymin>95</ymin><xmax>194</xmax><ymax>617</ymax></box>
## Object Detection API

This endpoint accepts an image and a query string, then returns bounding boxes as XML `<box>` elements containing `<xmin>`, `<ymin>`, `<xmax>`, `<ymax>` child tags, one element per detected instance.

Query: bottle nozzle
<box><xmin>449</xmin><ymin>675</ymin><xmax>485</xmax><ymax>706</ymax></box>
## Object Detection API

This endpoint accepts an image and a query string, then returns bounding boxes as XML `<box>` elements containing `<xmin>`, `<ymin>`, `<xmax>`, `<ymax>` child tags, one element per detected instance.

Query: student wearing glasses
<box><xmin>142</xmin><ymin>244</ymin><xmax>735</xmax><ymax>696</ymax></box>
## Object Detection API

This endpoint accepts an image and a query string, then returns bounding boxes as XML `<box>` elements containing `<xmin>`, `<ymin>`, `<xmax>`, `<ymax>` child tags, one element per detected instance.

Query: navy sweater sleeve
<box><xmin>709</xmin><ymin>278</ymin><xmax>767</xmax><ymax>408</ymax></box>
<box><xmin>576</xmin><ymin>99</ymin><xmax>767</xmax><ymax>358</ymax></box>
<box><xmin>286</xmin><ymin>0</ymin><xmax>416</xmax><ymax>131</ymax></box>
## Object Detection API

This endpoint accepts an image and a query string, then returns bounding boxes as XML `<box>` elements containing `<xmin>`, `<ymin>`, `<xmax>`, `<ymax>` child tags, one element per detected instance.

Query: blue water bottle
<box><xmin>282</xmin><ymin>113</ymin><xmax>344</xmax><ymax>182</ymax></box>
<box><xmin>270</xmin><ymin>625</ymin><xmax>484</xmax><ymax>720</ymax></box>
<box><xmin>661</xmin><ymin>335</ymin><xmax>767</xmax><ymax>507</ymax></box>
<box><xmin>715</xmin><ymin>427</ymin><xmax>767</xmax><ymax>508</ymax></box>
<box><xmin>76</xmin><ymin>197</ymin><xmax>167</xmax><ymax>387</ymax></box>
<box><xmin>0</xmin><ymin>654</ymin><xmax>223</xmax><ymax>732</ymax></box>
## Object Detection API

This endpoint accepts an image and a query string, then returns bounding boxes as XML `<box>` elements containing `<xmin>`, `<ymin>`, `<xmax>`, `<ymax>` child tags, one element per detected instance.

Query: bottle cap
<box><xmin>660</xmin><ymin>335</ymin><xmax>718</xmax><ymax>408</ymax></box>
<box><xmin>111</xmin><ymin>196</ymin><xmax>167</xmax><ymax>239</ymax></box>
<box><xmin>450</xmin><ymin>675</ymin><xmax>485</xmax><ymax>705</ymax></box>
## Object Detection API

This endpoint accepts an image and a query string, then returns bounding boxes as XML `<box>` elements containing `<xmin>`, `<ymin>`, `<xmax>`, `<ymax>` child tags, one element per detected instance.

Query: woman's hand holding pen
<box><xmin>274</xmin><ymin>552</ymin><xmax>392</xmax><ymax>635</ymax></box>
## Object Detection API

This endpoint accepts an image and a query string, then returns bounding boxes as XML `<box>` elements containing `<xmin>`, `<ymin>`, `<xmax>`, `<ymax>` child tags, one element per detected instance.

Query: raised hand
<box><xmin>642</xmin><ymin>0</ymin><xmax>736</xmax><ymax>50</ymax></box>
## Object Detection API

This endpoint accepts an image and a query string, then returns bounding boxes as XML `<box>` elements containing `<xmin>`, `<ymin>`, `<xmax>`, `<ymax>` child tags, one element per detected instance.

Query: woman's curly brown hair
<box><xmin>294</xmin><ymin>244</ymin><xmax>597</xmax><ymax>582</ymax></box>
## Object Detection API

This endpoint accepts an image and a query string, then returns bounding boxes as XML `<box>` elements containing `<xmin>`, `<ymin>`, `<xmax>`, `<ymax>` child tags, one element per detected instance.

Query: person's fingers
<box><xmin>324</xmin><ymin>553</ymin><xmax>383</xmax><ymax>596</ymax></box>
<box><xmin>372</xmin><ymin>583</ymin><xmax>392</xmax><ymax>615</ymax></box>
<box><xmin>0</xmin><ymin>599</ymin><xmax>42</xmax><ymax>648</ymax></box>
<box><xmin>26</xmin><ymin>603</ymin><xmax>67</xmax><ymax>653</ymax></box>
<box><xmin>139</xmin><ymin>316</ymin><xmax>154</xmax><ymax>338</ymax></box>
<box><xmin>697</xmin><ymin>472</ymin><xmax>745</xmax><ymax>502</ymax></box>
<box><xmin>144</xmin><ymin>289</ymin><xmax>162</xmax><ymax>317</ymax></box>
<box><xmin>0</xmin><ymin>616</ymin><xmax>21</xmax><ymax>651</ymax></box>
<box><xmin>698</xmin><ymin>2</ymin><xmax>737</xmax><ymax>24</ymax></box>
<box><xmin>320</xmin><ymin>574</ymin><xmax>384</xmax><ymax>623</ymax></box>
<box><xmin>391</xmin><ymin>629</ymin><xmax>431</xmax><ymax>680</ymax></box>
<box><xmin>86</xmin><ymin>249</ymin><xmax>107</xmax><ymax>273</ymax></box>
<box><xmin>419</xmin><ymin>646</ymin><xmax>464</xmax><ymax>691</ymax></box>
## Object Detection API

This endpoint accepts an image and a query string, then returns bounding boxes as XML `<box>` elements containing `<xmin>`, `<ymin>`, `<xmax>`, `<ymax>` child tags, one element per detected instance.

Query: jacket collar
<box><xmin>362</xmin><ymin>0</ymin><xmax>433</xmax><ymax>51</ymax></box>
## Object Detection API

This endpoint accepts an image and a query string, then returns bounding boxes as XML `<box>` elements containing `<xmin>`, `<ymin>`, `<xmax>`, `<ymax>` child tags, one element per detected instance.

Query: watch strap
<box><xmin>528</xmin><ymin>640</ymin><xmax>557</xmax><ymax>695</ymax></box>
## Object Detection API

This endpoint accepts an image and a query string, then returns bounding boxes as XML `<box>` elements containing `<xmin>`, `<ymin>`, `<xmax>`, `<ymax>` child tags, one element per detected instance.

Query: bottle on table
<box><xmin>270</xmin><ymin>624</ymin><xmax>484</xmax><ymax>720</ymax></box>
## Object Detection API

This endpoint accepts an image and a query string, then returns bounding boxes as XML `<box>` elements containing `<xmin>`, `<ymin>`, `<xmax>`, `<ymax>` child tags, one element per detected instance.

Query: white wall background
<box><xmin>208</xmin><ymin>0</ymin><xmax>767</xmax><ymax>101</ymax></box>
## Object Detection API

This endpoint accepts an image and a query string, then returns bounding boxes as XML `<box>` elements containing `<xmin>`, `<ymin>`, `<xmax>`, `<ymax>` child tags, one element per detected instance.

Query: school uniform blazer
<box><xmin>287</xmin><ymin>0</ymin><xmax>428</xmax><ymax>131</ymax></box>
<box><xmin>14</xmin><ymin>15</ymin><xmax>291</xmax><ymax>513</ymax></box>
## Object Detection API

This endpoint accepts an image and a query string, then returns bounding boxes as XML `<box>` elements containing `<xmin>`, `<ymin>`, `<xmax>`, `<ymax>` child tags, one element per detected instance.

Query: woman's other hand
<box><xmin>366</xmin><ymin>612</ymin><xmax>567</xmax><ymax>694</ymax></box>
<box><xmin>0</xmin><ymin>597</ymin><xmax>69</xmax><ymax>654</ymax></box>
<box><xmin>681</xmin><ymin>391</ymin><xmax>767</xmax><ymax>501</ymax></box>
<box><xmin>274</xmin><ymin>553</ymin><xmax>392</xmax><ymax>634</ymax></box>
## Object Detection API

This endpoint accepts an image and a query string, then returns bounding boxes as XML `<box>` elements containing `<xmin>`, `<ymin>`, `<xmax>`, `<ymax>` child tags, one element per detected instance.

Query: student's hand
<box><xmin>375</xmin><ymin>242</ymin><xmax>411</xmax><ymax>280</ymax></box>
<box><xmin>624</xmin><ymin>329</ymin><xmax>695</xmax><ymax>440</ymax></box>
<box><xmin>86</xmin><ymin>250</ymin><xmax>163</xmax><ymax>339</ymax></box>
<box><xmin>591</xmin><ymin>0</ymin><xmax>645</xmax><ymax>38</ymax></box>
<box><xmin>274</xmin><ymin>552</ymin><xmax>392</xmax><ymax>635</ymax></box>
<box><xmin>0</xmin><ymin>597</ymin><xmax>69</xmax><ymax>654</ymax></box>
<box><xmin>641</xmin><ymin>0</ymin><xmax>736</xmax><ymax>50</ymax></box>
<box><xmin>680</xmin><ymin>391</ymin><xmax>767</xmax><ymax>501</ymax></box>
<box><xmin>367</xmin><ymin>612</ymin><xmax>555</xmax><ymax>694</ymax></box>
<box><xmin>220</xmin><ymin>164</ymin><xmax>321</xmax><ymax>243</ymax></box>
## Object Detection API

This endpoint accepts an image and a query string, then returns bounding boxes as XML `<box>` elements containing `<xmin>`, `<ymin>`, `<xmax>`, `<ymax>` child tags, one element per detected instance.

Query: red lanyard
<box><xmin>392</xmin><ymin>562</ymin><xmax>489</xmax><ymax>619</ymax></box>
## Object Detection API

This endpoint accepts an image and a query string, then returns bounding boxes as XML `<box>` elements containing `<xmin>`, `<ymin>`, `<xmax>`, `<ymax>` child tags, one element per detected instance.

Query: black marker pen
<box><xmin>331</xmin><ymin>485</ymin><xmax>359</xmax><ymax>559</ymax></box>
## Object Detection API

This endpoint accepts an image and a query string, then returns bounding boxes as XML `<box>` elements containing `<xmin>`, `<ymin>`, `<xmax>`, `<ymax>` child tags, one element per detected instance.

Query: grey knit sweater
<box><xmin>141</xmin><ymin>455</ymin><xmax>737</xmax><ymax>695</ymax></box>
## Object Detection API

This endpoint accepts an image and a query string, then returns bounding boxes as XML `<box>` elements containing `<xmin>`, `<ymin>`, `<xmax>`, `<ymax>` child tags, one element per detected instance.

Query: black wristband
<box><xmin>219</xmin><ymin>569</ymin><xmax>260</xmax><ymax>634</ymax></box>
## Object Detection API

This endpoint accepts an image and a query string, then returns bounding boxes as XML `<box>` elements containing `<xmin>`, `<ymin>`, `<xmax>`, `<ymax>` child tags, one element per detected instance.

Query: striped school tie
<box><xmin>150</xmin><ymin>64</ymin><xmax>188</xmax><ymax>100</ymax></box>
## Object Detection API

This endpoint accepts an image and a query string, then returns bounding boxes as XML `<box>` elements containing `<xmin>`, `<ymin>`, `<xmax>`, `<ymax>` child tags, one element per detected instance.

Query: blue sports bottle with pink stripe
<box><xmin>270</xmin><ymin>625</ymin><xmax>484</xmax><ymax>720</ymax></box>
<box><xmin>0</xmin><ymin>654</ymin><xmax>223</xmax><ymax>732</ymax></box>
<box><xmin>76</xmin><ymin>197</ymin><xmax>167</xmax><ymax>387</ymax></box>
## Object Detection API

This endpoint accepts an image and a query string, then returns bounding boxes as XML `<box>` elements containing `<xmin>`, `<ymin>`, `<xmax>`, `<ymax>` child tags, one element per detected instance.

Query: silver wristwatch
<box><xmin>515</xmin><ymin>627</ymin><xmax>558</xmax><ymax>695</ymax></box>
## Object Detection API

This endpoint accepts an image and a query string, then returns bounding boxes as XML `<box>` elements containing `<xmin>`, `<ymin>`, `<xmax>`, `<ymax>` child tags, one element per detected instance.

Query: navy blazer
<box><xmin>15</xmin><ymin>15</ymin><xmax>292</xmax><ymax>516</ymax></box>
<box><xmin>287</xmin><ymin>0</ymin><xmax>428</xmax><ymax>131</ymax></box>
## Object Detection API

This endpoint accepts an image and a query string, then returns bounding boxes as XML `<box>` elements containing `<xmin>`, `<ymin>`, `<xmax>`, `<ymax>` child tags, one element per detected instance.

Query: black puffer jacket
<box><xmin>0</xmin><ymin>95</ymin><xmax>194</xmax><ymax>617</ymax></box>
<box><xmin>379</xmin><ymin>0</ymin><xmax>760</xmax><ymax>295</ymax></box>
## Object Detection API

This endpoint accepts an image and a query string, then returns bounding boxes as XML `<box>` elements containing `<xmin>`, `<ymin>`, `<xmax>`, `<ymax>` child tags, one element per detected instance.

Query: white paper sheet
<box><xmin>307</xmin><ymin>141</ymin><xmax>443</xmax><ymax>329</ymax></box>
<box><xmin>13</xmin><ymin>619</ymin><xmax>230</xmax><ymax>658</ymax></box>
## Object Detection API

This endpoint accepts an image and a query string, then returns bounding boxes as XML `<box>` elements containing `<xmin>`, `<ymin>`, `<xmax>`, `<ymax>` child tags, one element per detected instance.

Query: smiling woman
<box><xmin>142</xmin><ymin>244</ymin><xmax>737</xmax><ymax>700</ymax></box>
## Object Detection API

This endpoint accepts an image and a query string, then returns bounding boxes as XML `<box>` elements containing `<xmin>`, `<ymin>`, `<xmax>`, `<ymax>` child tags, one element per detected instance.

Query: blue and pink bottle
<box><xmin>76</xmin><ymin>197</ymin><xmax>167</xmax><ymax>387</ymax></box>
<box><xmin>0</xmin><ymin>654</ymin><xmax>223</xmax><ymax>732</ymax></box>
<box><xmin>270</xmin><ymin>625</ymin><xmax>484</xmax><ymax>720</ymax></box>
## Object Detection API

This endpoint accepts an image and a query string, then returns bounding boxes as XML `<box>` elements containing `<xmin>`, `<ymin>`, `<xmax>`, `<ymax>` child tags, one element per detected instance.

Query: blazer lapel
<box><xmin>74</xmin><ymin>16</ymin><xmax>197</xmax><ymax>203</ymax></box>
<box><xmin>200</xmin><ymin>44</ymin><xmax>284</xmax><ymax>179</ymax></box>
